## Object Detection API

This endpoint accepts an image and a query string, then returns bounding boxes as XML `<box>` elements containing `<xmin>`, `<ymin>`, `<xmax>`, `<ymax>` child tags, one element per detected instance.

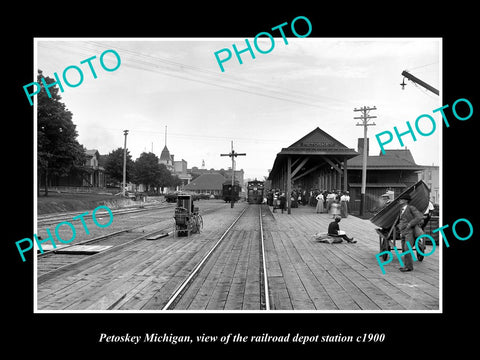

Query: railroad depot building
<box><xmin>268</xmin><ymin>127</ymin><xmax>427</xmax><ymax>215</ymax></box>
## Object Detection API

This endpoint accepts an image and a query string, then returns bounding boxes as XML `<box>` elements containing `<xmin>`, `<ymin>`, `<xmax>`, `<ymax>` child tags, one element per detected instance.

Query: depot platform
<box><xmin>263</xmin><ymin>204</ymin><xmax>440</xmax><ymax>311</ymax></box>
<box><xmin>36</xmin><ymin>201</ymin><xmax>440</xmax><ymax>312</ymax></box>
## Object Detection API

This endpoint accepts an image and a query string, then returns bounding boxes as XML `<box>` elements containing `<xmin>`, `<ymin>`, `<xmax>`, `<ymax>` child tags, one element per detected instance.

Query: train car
<box><xmin>222</xmin><ymin>181</ymin><xmax>241</xmax><ymax>203</ymax></box>
<box><xmin>247</xmin><ymin>180</ymin><xmax>265</xmax><ymax>204</ymax></box>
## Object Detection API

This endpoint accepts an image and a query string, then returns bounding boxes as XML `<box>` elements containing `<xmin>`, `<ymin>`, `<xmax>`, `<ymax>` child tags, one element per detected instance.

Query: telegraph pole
<box><xmin>220</xmin><ymin>141</ymin><xmax>246</xmax><ymax>208</ymax></box>
<box><xmin>354</xmin><ymin>106</ymin><xmax>376</xmax><ymax>217</ymax></box>
<box><xmin>122</xmin><ymin>129</ymin><xmax>129</xmax><ymax>197</ymax></box>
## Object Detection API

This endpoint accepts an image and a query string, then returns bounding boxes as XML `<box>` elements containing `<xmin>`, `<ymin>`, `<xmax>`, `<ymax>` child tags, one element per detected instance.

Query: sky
<box><xmin>35</xmin><ymin>38</ymin><xmax>441</xmax><ymax>180</ymax></box>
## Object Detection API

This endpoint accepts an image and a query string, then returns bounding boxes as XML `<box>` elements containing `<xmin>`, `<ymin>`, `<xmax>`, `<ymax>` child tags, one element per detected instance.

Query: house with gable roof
<box><xmin>182</xmin><ymin>173</ymin><xmax>227</xmax><ymax>196</ymax></box>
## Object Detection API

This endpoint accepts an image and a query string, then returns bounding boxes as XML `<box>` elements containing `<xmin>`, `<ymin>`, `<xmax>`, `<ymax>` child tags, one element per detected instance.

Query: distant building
<box><xmin>158</xmin><ymin>144</ymin><xmax>192</xmax><ymax>191</ymax></box>
<box><xmin>347</xmin><ymin>139</ymin><xmax>425</xmax><ymax>213</ymax></box>
<box><xmin>417</xmin><ymin>165</ymin><xmax>439</xmax><ymax>204</ymax></box>
<box><xmin>182</xmin><ymin>173</ymin><xmax>227</xmax><ymax>195</ymax></box>
<box><xmin>173</xmin><ymin>158</ymin><xmax>192</xmax><ymax>187</ymax></box>
<box><xmin>39</xmin><ymin>149</ymin><xmax>106</xmax><ymax>190</ymax></box>
<box><xmin>189</xmin><ymin>167</ymin><xmax>244</xmax><ymax>190</ymax></box>
<box><xmin>83</xmin><ymin>149</ymin><xmax>106</xmax><ymax>188</ymax></box>
<box><xmin>159</xmin><ymin>145</ymin><xmax>174</xmax><ymax>172</ymax></box>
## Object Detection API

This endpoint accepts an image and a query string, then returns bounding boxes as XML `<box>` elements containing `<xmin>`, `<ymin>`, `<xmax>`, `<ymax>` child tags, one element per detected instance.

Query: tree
<box><xmin>104</xmin><ymin>147</ymin><xmax>134</xmax><ymax>186</ymax></box>
<box><xmin>168</xmin><ymin>174</ymin><xmax>183</xmax><ymax>189</ymax></box>
<box><xmin>37</xmin><ymin>70</ymin><xmax>86</xmax><ymax>196</ymax></box>
<box><xmin>133</xmin><ymin>152</ymin><xmax>162</xmax><ymax>192</ymax></box>
<box><xmin>157</xmin><ymin>163</ymin><xmax>175</xmax><ymax>193</ymax></box>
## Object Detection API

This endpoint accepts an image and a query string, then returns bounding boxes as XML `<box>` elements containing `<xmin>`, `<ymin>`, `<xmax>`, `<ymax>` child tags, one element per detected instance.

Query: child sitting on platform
<box><xmin>328</xmin><ymin>216</ymin><xmax>356</xmax><ymax>243</ymax></box>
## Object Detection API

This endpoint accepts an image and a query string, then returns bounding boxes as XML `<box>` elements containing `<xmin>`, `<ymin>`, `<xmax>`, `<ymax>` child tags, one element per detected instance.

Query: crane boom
<box><xmin>401</xmin><ymin>70</ymin><xmax>439</xmax><ymax>96</ymax></box>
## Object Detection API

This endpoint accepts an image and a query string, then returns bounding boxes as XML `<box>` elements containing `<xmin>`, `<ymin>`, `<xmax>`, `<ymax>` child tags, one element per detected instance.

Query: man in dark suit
<box><xmin>397</xmin><ymin>194</ymin><xmax>424</xmax><ymax>272</ymax></box>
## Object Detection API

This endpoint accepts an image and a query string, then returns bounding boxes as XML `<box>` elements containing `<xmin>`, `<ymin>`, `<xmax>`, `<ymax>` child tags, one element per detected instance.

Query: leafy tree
<box><xmin>104</xmin><ymin>147</ymin><xmax>134</xmax><ymax>186</ymax></box>
<box><xmin>133</xmin><ymin>152</ymin><xmax>162</xmax><ymax>192</ymax></box>
<box><xmin>157</xmin><ymin>163</ymin><xmax>176</xmax><ymax>193</ymax></box>
<box><xmin>168</xmin><ymin>174</ymin><xmax>183</xmax><ymax>189</ymax></box>
<box><xmin>37</xmin><ymin>70</ymin><xmax>86</xmax><ymax>196</ymax></box>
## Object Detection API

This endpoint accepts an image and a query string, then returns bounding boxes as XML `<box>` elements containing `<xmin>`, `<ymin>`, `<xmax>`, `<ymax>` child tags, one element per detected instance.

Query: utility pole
<box><xmin>354</xmin><ymin>106</ymin><xmax>376</xmax><ymax>217</ymax></box>
<box><xmin>401</xmin><ymin>70</ymin><xmax>439</xmax><ymax>96</ymax></box>
<box><xmin>220</xmin><ymin>141</ymin><xmax>246</xmax><ymax>208</ymax></box>
<box><xmin>122</xmin><ymin>129</ymin><xmax>129</xmax><ymax>197</ymax></box>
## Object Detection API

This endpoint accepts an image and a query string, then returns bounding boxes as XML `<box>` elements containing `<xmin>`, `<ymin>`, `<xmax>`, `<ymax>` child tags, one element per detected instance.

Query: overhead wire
<box><xmin>84</xmin><ymin>40</ymin><xmax>333</xmax><ymax>103</ymax></box>
<box><xmin>86</xmin><ymin>124</ymin><xmax>288</xmax><ymax>145</ymax></box>
<box><xmin>37</xmin><ymin>40</ymin><xmax>353</xmax><ymax>110</ymax></box>
<box><xmin>36</xmin><ymin>41</ymin><xmax>309</xmax><ymax>147</ymax></box>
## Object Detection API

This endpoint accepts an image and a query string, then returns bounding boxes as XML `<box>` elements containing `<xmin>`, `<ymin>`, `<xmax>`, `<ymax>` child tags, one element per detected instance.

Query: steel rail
<box><xmin>162</xmin><ymin>205</ymin><xmax>249</xmax><ymax>310</ymax></box>
<box><xmin>37</xmin><ymin>203</ymin><xmax>171</xmax><ymax>226</ymax></box>
<box><xmin>36</xmin><ymin>218</ymin><xmax>171</xmax><ymax>257</ymax></box>
<box><xmin>37</xmin><ymin>225</ymin><xmax>174</xmax><ymax>284</ymax></box>
<box><xmin>259</xmin><ymin>205</ymin><xmax>270</xmax><ymax>310</ymax></box>
<box><xmin>36</xmin><ymin>204</ymin><xmax>219</xmax><ymax>257</ymax></box>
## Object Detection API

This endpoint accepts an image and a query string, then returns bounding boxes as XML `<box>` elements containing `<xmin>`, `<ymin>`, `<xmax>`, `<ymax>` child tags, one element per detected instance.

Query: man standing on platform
<box><xmin>397</xmin><ymin>194</ymin><xmax>424</xmax><ymax>272</ymax></box>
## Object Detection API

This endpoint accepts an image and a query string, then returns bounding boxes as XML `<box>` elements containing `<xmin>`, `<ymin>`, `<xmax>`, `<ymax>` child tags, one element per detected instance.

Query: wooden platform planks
<box><xmin>36</xmin><ymin>201</ymin><xmax>440</xmax><ymax>312</ymax></box>
<box><xmin>53</xmin><ymin>245</ymin><xmax>112</xmax><ymax>254</ymax></box>
<box><xmin>263</xmin><ymin>205</ymin><xmax>440</xmax><ymax>311</ymax></box>
<box><xmin>37</xmin><ymin>203</ymin><xmax>247</xmax><ymax>311</ymax></box>
<box><xmin>172</xmin><ymin>205</ymin><xmax>263</xmax><ymax>311</ymax></box>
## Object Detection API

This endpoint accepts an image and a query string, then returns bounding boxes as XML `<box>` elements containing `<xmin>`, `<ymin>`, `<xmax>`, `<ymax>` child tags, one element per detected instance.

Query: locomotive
<box><xmin>247</xmin><ymin>180</ymin><xmax>264</xmax><ymax>204</ymax></box>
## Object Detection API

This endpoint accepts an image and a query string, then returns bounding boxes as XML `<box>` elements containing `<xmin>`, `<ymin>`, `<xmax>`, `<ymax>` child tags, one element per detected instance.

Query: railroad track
<box><xmin>36</xmin><ymin>219</ymin><xmax>173</xmax><ymax>279</ymax></box>
<box><xmin>37</xmin><ymin>202</ymin><xmax>172</xmax><ymax>227</ymax></box>
<box><xmin>36</xmin><ymin>203</ymin><xmax>223</xmax><ymax>281</ymax></box>
<box><xmin>162</xmin><ymin>204</ymin><xmax>270</xmax><ymax>311</ymax></box>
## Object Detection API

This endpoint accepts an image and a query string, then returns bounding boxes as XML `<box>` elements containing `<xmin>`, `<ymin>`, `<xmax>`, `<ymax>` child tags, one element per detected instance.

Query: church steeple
<box><xmin>159</xmin><ymin>125</ymin><xmax>173</xmax><ymax>166</ymax></box>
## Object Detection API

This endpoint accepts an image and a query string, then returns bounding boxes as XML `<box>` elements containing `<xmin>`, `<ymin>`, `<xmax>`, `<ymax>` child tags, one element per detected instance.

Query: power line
<box><xmin>407</xmin><ymin>61</ymin><xmax>439</xmax><ymax>71</ymax></box>
<box><xmin>85</xmin><ymin>40</ymin><xmax>331</xmax><ymax>103</ymax></box>
<box><xmin>37</xmin><ymin>40</ymin><xmax>352</xmax><ymax>111</ymax></box>
<box><xmin>86</xmin><ymin>125</ymin><xmax>288</xmax><ymax>144</ymax></box>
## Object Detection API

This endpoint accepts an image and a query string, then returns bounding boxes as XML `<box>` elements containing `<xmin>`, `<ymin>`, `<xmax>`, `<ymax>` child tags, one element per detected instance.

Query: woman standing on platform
<box><xmin>315</xmin><ymin>192</ymin><xmax>324</xmax><ymax>213</ymax></box>
<box><xmin>340</xmin><ymin>191</ymin><xmax>350</xmax><ymax>218</ymax></box>
<box><xmin>326</xmin><ymin>191</ymin><xmax>335</xmax><ymax>213</ymax></box>
<box><xmin>330</xmin><ymin>201</ymin><xmax>341</xmax><ymax>218</ymax></box>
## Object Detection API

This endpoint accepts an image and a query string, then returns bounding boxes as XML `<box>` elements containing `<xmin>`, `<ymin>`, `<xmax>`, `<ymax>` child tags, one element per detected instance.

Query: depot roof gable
<box><xmin>278</xmin><ymin>127</ymin><xmax>358</xmax><ymax>156</ymax></box>
<box><xmin>268</xmin><ymin>127</ymin><xmax>358</xmax><ymax>180</ymax></box>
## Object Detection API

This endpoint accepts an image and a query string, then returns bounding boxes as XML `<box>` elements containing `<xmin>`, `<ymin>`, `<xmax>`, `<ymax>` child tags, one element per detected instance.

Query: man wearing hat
<box><xmin>397</xmin><ymin>193</ymin><xmax>424</xmax><ymax>272</ymax></box>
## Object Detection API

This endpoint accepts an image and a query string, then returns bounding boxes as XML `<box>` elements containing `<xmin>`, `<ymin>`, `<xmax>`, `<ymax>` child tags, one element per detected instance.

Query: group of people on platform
<box><xmin>267</xmin><ymin>190</ymin><xmax>287</xmax><ymax>213</ymax></box>
<box><xmin>265</xmin><ymin>188</ymin><xmax>351</xmax><ymax>218</ymax></box>
<box><xmin>266</xmin><ymin>188</ymin><xmax>355</xmax><ymax>243</ymax></box>
<box><xmin>314</xmin><ymin>190</ymin><xmax>350</xmax><ymax>218</ymax></box>
<box><xmin>265</xmin><ymin>186</ymin><xmax>437</xmax><ymax>273</ymax></box>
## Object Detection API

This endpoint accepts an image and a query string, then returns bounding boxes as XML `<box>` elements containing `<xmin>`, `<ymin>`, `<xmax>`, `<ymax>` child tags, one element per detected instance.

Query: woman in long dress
<box><xmin>330</xmin><ymin>200</ymin><xmax>341</xmax><ymax>218</ymax></box>
<box><xmin>315</xmin><ymin>192</ymin><xmax>324</xmax><ymax>213</ymax></box>
<box><xmin>340</xmin><ymin>192</ymin><xmax>350</xmax><ymax>218</ymax></box>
